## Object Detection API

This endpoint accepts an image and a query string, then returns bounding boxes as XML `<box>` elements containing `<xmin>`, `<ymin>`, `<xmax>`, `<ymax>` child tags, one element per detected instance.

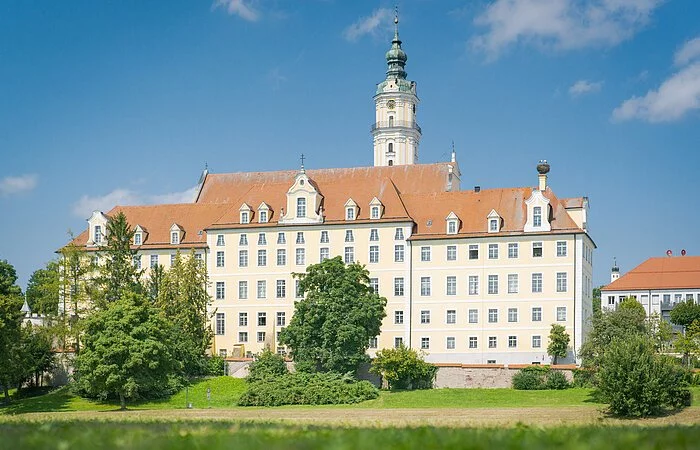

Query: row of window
<box><xmin>221</xmin><ymin>229</ymin><xmax>407</xmax><ymax>248</ymax></box>
<box><xmin>369</xmin><ymin>335</ymin><xmax>546</xmax><ymax>351</ymax></box>
<box><xmin>215</xmin><ymin>280</ymin><xmax>303</xmax><ymax>300</ymax></box>
<box><xmin>214</xmin><ymin>311</ymin><xmax>286</xmax><ymax>336</ymax></box>
<box><xmin>240</xmin><ymin>200</ymin><xmax>386</xmax><ymax>224</ymax></box>
<box><xmin>416</xmin><ymin>273</ymin><xmax>568</xmax><ymax>296</ymax></box>
<box><xmin>411</xmin><ymin>306</ymin><xmax>567</xmax><ymax>325</ymax></box>
<box><xmin>132</xmin><ymin>253</ymin><xmax>202</xmax><ymax>269</ymax></box>
<box><xmin>419</xmin><ymin>241</ymin><xmax>567</xmax><ymax>262</ymax></box>
<box><xmin>607</xmin><ymin>293</ymin><xmax>699</xmax><ymax>306</ymax></box>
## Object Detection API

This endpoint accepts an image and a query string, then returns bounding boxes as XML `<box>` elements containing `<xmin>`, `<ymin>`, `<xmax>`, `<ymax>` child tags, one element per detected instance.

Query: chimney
<box><xmin>537</xmin><ymin>160</ymin><xmax>550</xmax><ymax>191</ymax></box>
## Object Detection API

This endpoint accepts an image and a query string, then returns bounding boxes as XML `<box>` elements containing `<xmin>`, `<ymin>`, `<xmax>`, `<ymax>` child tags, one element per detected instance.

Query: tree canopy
<box><xmin>670</xmin><ymin>300</ymin><xmax>700</xmax><ymax>329</ymax></box>
<box><xmin>96</xmin><ymin>212</ymin><xmax>142</xmax><ymax>306</ymax></box>
<box><xmin>547</xmin><ymin>324</ymin><xmax>570</xmax><ymax>365</ymax></box>
<box><xmin>0</xmin><ymin>292</ymin><xmax>25</xmax><ymax>402</ymax></box>
<box><xmin>26</xmin><ymin>260</ymin><xmax>60</xmax><ymax>315</ymax></box>
<box><xmin>0</xmin><ymin>259</ymin><xmax>22</xmax><ymax>297</ymax></box>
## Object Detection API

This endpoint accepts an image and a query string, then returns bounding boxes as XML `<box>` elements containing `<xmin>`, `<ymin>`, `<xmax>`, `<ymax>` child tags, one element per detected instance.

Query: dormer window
<box><xmin>371</xmin><ymin>206</ymin><xmax>380</xmax><ymax>219</ymax></box>
<box><xmin>346</xmin><ymin>207</ymin><xmax>355</xmax><ymax>220</ymax></box>
<box><xmin>297</xmin><ymin>198</ymin><xmax>306</xmax><ymax>218</ymax></box>
<box><xmin>94</xmin><ymin>226</ymin><xmax>102</xmax><ymax>244</ymax></box>
<box><xmin>533</xmin><ymin>207</ymin><xmax>542</xmax><ymax>227</ymax></box>
<box><xmin>369</xmin><ymin>197</ymin><xmax>384</xmax><ymax>220</ymax></box>
<box><xmin>524</xmin><ymin>190</ymin><xmax>551</xmax><ymax>233</ymax></box>
<box><xmin>258</xmin><ymin>202</ymin><xmax>270</xmax><ymax>224</ymax></box>
<box><xmin>486</xmin><ymin>209</ymin><xmax>502</xmax><ymax>234</ymax></box>
<box><xmin>134</xmin><ymin>233</ymin><xmax>142</xmax><ymax>246</ymax></box>
<box><xmin>489</xmin><ymin>219</ymin><xmax>499</xmax><ymax>232</ymax></box>
<box><xmin>259</xmin><ymin>211</ymin><xmax>268</xmax><ymax>223</ymax></box>
<box><xmin>241</xmin><ymin>211</ymin><xmax>249</xmax><ymax>224</ymax></box>
<box><xmin>445</xmin><ymin>212</ymin><xmax>460</xmax><ymax>235</ymax></box>
<box><xmin>171</xmin><ymin>231</ymin><xmax>179</xmax><ymax>245</ymax></box>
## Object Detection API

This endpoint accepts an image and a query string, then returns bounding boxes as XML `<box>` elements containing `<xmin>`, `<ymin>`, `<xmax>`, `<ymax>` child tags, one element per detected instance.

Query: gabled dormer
<box><xmin>345</xmin><ymin>198</ymin><xmax>358</xmax><ymax>221</ymax></box>
<box><xmin>487</xmin><ymin>209</ymin><xmax>502</xmax><ymax>233</ymax></box>
<box><xmin>279</xmin><ymin>168</ymin><xmax>324</xmax><ymax>225</ymax></box>
<box><xmin>170</xmin><ymin>223</ymin><xmax>184</xmax><ymax>245</ymax></box>
<box><xmin>369</xmin><ymin>197</ymin><xmax>384</xmax><ymax>220</ymax></box>
<box><xmin>524</xmin><ymin>190</ymin><xmax>551</xmax><ymax>233</ymax></box>
<box><xmin>257</xmin><ymin>202</ymin><xmax>271</xmax><ymax>224</ymax></box>
<box><xmin>87</xmin><ymin>211</ymin><xmax>109</xmax><ymax>247</ymax></box>
<box><xmin>239</xmin><ymin>203</ymin><xmax>252</xmax><ymax>224</ymax></box>
<box><xmin>133</xmin><ymin>225</ymin><xmax>148</xmax><ymax>246</ymax></box>
<box><xmin>445</xmin><ymin>211</ymin><xmax>460</xmax><ymax>235</ymax></box>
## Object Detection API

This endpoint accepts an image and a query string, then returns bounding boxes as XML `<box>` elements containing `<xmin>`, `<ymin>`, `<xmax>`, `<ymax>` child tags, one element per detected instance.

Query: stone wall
<box><xmin>434</xmin><ymin>364</ymin><xmax>575</xmax><ymax>388</ymax></box>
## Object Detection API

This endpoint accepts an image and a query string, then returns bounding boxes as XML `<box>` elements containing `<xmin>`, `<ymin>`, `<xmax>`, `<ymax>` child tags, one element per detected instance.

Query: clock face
<box><xmin>387</xmin><ymin>100</ymin><xmax>396</xmax><ymax>109</ymax></box>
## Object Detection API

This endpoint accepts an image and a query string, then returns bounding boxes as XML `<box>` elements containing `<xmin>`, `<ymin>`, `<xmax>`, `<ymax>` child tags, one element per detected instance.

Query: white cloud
<box><xmin>72</xmin><ymin>186</ymin><xmax>198</xmax><ymax>218</ymax></box>
<box><xmin>214</xmin><ymin>0</ymin><xmax>260</xmax><ymax>22</ymax></box>
<box><xmin>674</xmin><ymin>37</ymin><xmax>700</xmax><ymax>67</ymax></box>
<box><xmin>569</xmin><ymin>79</ymin><xmax>604</xmax><ymax>97</ymax></box>
<box><xmin>343</xmin><ymin>8</ymin><xmax>393</xmax><ymax>42</ymax></box>
<box><xmin>0</xmin><ymin>174</ymin><xmax>38</xmax><ymax>197</ymax></box>
<box><xmin>471</xmin><ymin>0</ymin><xmax>664</xmax><ymax>60</ymax></box>
<box><xmin>612</xmin><ymin>62</ymin><xmax>700</xmax><ymax>123</ymax></box>
<box><xmin>267</xmin><ymin>67</ymin><xmax>287</xmax><ymax>90</ymax></box>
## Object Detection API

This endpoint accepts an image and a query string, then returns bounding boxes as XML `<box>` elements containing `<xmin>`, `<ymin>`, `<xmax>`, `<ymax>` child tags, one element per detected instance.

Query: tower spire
<box><xmin>385</xmin><ymin>6</ymin><xmax>407</xmax><ymax>80</ymax></box>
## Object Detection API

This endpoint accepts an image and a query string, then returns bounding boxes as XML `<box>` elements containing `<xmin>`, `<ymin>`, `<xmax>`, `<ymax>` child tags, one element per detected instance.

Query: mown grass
<box><xmin>2</xmin><ymin>421</ymin><xmax>699</xmax><ymax>450</ymax></box>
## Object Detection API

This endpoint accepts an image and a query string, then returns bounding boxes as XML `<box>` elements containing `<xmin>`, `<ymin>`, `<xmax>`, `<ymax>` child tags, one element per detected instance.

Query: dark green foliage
<box><xmin>279</xmin><ymin>256</ymin><xmax>387</xmax><ymax>374</ymax></box>
<box><xmin>572</xmin><ymin>368</ymin><xmax>595</xmax><ymax>388</ymax></box>
<box><xmin>247</xmin><ymin>349</ymin><xmax>288</xmax><ymax>383</ymax></box>
<box><xmin>370</xmin><ymin>345</ymin><xmax>436</xmax><ymax>390</ymax></box>
<box><xmin>237</xmin><ymin>372</ymin><xmax>379</xmax><ymax>406</ymax></box>
<box><xmin>0</xmin><ymin>259</ymin><xmax>22</xmax><ymax>297</ymax></box>
<box><xmin>670</xmin><ymin>300</ymin><xmax>700</xmax><ymax>328</ymax></box>
<box><xmin>544</xmin><ymin>370</ymin><xmax>570</xmax><ymax>390</ymax></box>
<box><xmin>206</xmin><ymin>356</ymin><xmax>226</xmax><ymax>377</ymax></box>
<box><xmin>512</xmin><ymin>366</ymin><xmax>570</xmax><ymax>390</ymax></box>
<box><xmin>0</xmin><ymin>292</ymin><xmax>25</xmax><ymax>402</ymax></box>
<box><xmin>597</xmin><ymin>335</ymin><xmax>692</xmax><ymax>417</ymax></box>
<box><xmin>547</xmin><ymin>324</ymin><xmax>570</xmax><ymax>365</ymax></box>
<box><xmin>25</xmin><ymin>260</ymin><xmax>60</xmax><ymax>315</ymax></box>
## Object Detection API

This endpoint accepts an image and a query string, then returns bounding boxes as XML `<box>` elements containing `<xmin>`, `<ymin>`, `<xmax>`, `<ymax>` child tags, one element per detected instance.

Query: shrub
<box><xmin>247</xmin><ymin>349</ymin><xmax>288</xmax><ymax>383</ymax></box>
<box><xmin>544</xmin><ymin>370</ymin><xmax>570</xmax><ymax>390</ymax></box>
<box><xmin>512</xmin><ymin>366</ymin><xmax>548</xmax><ymax>390</ymax></box>
<box><xmin>597</xmin><ymin>335</ymin><xmax>692</xmax><ymax>417</ymax></box>
<box><xmin>572</xmin><ymin>368</ymin><xmax>595</xmax><ymax>388</ymax></box>
<box><xmin>237</xmin><ymin>372</ymin><xmax>378</xmax><ymax>406</ymax></box>
<box><xmin>370</xmin><ymin>345</ymin><xmax>437</xmax><ymax>390</ymax></box>
<box><xmin>205</xmin><ymin>356</ymin><xmax>226</xmax><ymax>377</ymax></box>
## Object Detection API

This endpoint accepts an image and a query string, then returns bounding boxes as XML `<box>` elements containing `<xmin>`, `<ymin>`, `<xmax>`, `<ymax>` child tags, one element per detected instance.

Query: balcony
<box><xmin>371</xmin><ymin>121</ymin><xmax>421</xmax><ymax>134</ymax></box>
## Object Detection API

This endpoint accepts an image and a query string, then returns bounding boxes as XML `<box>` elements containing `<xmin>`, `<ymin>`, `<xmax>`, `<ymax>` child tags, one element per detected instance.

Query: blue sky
<box><xmin>1</xmin><ymin>0</ymin><xmax>699</xmax><ymax>289</ymax></box>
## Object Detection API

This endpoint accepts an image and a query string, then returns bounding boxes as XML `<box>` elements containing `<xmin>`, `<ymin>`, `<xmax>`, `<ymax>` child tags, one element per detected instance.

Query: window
<box><xmin>238</xmin><ymin>332</ymin><xmax>248</xmax><ymax>343</ymax></box>
<box><xmin>394</xmin><ymin>337</ymin><xmax>404</xmax><ymax>348</ymax></box>
<box><xmin>320</xmin><ymin>247</ymin><xmax>330</xmax><ymax>262</ymax></box>
<box><xmin>218</xmin><ymin>349</ymin><xmax>227</xmax><ymax>358</ymax></box>
<box><xmin>421</xmin><ymin>246</ymin><xmax>431</xmax><ymax>262</ymax></box>
<box><xmin>508</xmin><ymin>336</ymin><xmax>517</xmax><ymax>348</ymax></box>
<box><xmin>489</xmin><ymin>218</ymin><xmax>499</xmax><ymax>232</ymax></box>
<box><xmin>370</xmin><ymin>228</ymin><xmax>379</xmax><ymax>241</ymax></box>
<box><xmin>508</xmin><ymin>243</ymin><xmax>518</xmax><ymax>259</ymax></box>
<box><xmin>556</xmin><ymin>241</ymin><xmax>567</xmax><ymax>257</ymax></box>
<box><xmin>170</xmin><ymin>254</ymin><xmax>176</xmax><ymax>266</ymax></box>
<box><xmin>508</xmin><ymin>274</ymin><xmax>518</xmax><ymax>294</ymax></box>
<box><xmin>421</xmin><ymin>337</ymin><xmax>430</xmax><ymax>350</ymax></box>
<box><xmin>194</xmin><ymin>253</ymin><xmax>202</xmax><ymax>263</ymax></box>
<box><xmin>277</xmin><ymin>232</ymin><xmax>285</xmax><ymax>244</ymax></box>
<box><xmin>296</xmin><ymin>232</ymin><xmax>305</xmax><ymax>244</ymax></box>
<box><xmin>150</xmin><ymin>254</ymin><xmax>158</xmax><ymax>268</ymax></box>
<box><xmin>369</xmin><ymin>278</ymin><xmax>379</xmax><ymax>294</ymax></box>
<box><xmin>446</xmin><ymin>337</ymin><xmax>456</xmax><ymax>349</ymax></box>
<box><xmin>556</xmin><ymin>272</ymin><xmax>568</xmax><ymax>292</ymax></box>
<box><xmin>255</xmin><ymin>280</ymin><xmax>267</xmax><ymax>299</ymax></box>
<box><xmin>259</xmin><ymin>210</ymin><xmax>268</xmax><ymax>223</ymax></box>
<box><xmin>277</xmin><ymin>249</ymin><xmax>286</xmax><ymax>266</ymax></box>
<box><xmin>296</xmin><ymin>248</ymin><xmax>305</xmax><ymax>265</ymax></box>
<box><xmin>469</xmin><ymin>244</ymin><xmax>479</xmax><ymax>260</ymax></box>
<box><xmin>447</xmin><ymin>245</ymin><xmax>457</xmax><ymax>261</ymax></box>
<box><xmin>94</xmin><ymin>225</ymin><xmax>102</xmax><ymax>244</ymax></box>
<box><xmin>345</xmin><ymin>230</ymin><xmax>354</xmax><ymax>243</ymax></box>
<box><xmin>369</xmin><ymin>245</ymin><xmax>379</xmax><ymax>263</ymax></box>
<box><xmin>607</xmin><ymin>295</ymin><xmax>615</xmax><ymax>306</ymax></box>
<box><xmin>531</xmin><ymin>273</ymin><xmax>543</xmax><ymax>293</ymax></box>
<box><xmin>369</xmin><ymin>337</ymin><xmax>378</xmax><ymax>349</ymax></box>
<box><xmin>344</xmin><ymin>247</ymin><xmax>354</xmax><ymax>264</ymax></box>
<box><xmin>371</xmin><ymin>207</ymin><xmax>380</xmax><ymax>219</ymax></box>
<box><xmin>258</xmin><ymin>233</ymin><xmax>267</xmax><ymax>245</ymax></box>
<box><xmin>133</xmin><ymin>255</ymin><xmax>141</xmax><ymax>270</ymax></box>
<box><xmin>216</xmin><ymin>282</ymin><xmax>225</xmax><ymax>300</ymax></box>
<box><xmin>295</xmin><ymin>280</ymin><xmax>303</xmax><ymax>298</ymax></box>
<box><xmin>215</xmin><ymin>313</ymin><xmax>225</xmax><ymax>335</ymax></box>
<box><xmin>214</xmin><ymin>234</ymin><xmax>224</xmax><ymax>246</ymax></box>
<box><xmin>488</xmin><ymin>275</ymin><xmax>498</xmax><ymax>294</ymax></box>
<box><xmin>488</xmin><ymin>336</ymin><xmax>497</xmax><ymax>348</ymax></box>
<box><xmin>257</xmin><ymin>332</ymin><xmax>266</xmax><ymax>343</ymax></box>
<box><xmin>394</xmin><ymin>245</ymin><xmax>405</xmax><ymax>262</ymax></box>
<box><xmin>320</xmin><ymin>231</ymin><xmax>329</xmax><ymax>243</ymax></box>
<box><xmin>469</xmin><ymin>336</ymin><xmax>478</xmax><ymax>349</ymax></box>
<box><xmin>447</xmin><ymin>220</ymin><xmax>457</xmax><ymax>234</ymax></box>
<box><xmin>446</xmin><ymin>309</ymin><xmax>456</xmax><ymax>324</ymax></box>
<box><xmin>171</xmin><ymin>231</ymin><xmax>179</xmax><ymax>245</ymax></box>
<box><xmin>276</xmin><ymin>311</ymin><xmax>286</xmax><ymax>327</ymax></box>
<box><xmin>557</xmin><ymin>306</ymin><xmax>567</xmax><ymax>321</ymax></box>
<box><xmin>346</xmin><ymin>207</ymin><xmax>355</xmax><ymax>220</ymax></box>
<box><xmin>533</xmin><ymin>206</ymin><xmax>542</xmax><ymax>227</ymax></box>
<box><xmin>134</xmin><ymin>233</ymin><xmax>142</xmax><ymax>245</ymax></box>
<box><xmin>239</xmin><ymin>234</ymin><xmax>248</xmax><ymax>246</ymax></box>
<box><xmin>532</xmin><ymin>242</ymin><xmax>543</xmax><ymax>257</ymax></box>
<box><xmin>468</xmin><ymin>309</ymin><xmax>478</xmax><ymax>324</ymax></box>
<box><xmin>296</xmin><ymin>198</ymin><xmax>306</xmax><ymax>218</ymax></box>
<box><xmin>508</xmin><ymin>308</ymin><xmax>518</xmax><ymax>323</ymax></box>
<box><xmin>216</xmin><ymin>251</ymin><xmax>225</xmax><ymax>267</ymax></box>
<box><xmin>257</xmin><ymin>249</ymin><xmax>267</xmax><ymax>267</ymax></box>
<box><xmin>532</xmin><ymin>307</ymin><xmax>542</xmax><ymax>322</ymax></box>
<box><xmin>239</xmin><ymin>312</ymin><xmax>248</xmax><ymax>327</ymax></box>
<box><xmin>532</xmin><ymin>335</ymin><xmax>541</xmax><ymax>348</ymax></box>
<box><xmin>420</xmin><ymin>277</ymin><xmax>431</xmax><ymax>296</ymax></box>
<box><xmin>394</xmin><ymin>278</ymin><xmax>404</xmax><ymax>296</ymax></box>
<box><xmin>446</xmin><ymin>276</ymin><xmax>457</xmax><ymax>296</ymax></box>
<box><xmin>488</xmin><ymin>244</ymin><xmax>499</xmax><ymax>259</ymax></box>
<box><xmin>394</xmin><ymin>310</ymin><xmax>404</xmax><ymax>324</ymax></box>
<box><xmin>276</xmin><ymin>280</ymin><xmax>286</xmax><ymax>298</ymax></box>
<box><xmin>420</xmin><ymin>310</ymin><xmax>430</xmax><ymax>324</ymax></box>
<box><xmin>257</xmin><ymin>312</ymin><xmax>267</xmax><ymax>326</ymax></box>
<box><xmin>238</xmin><ymin>281</ymin><xmax>248</xmax><ymax>299</ymax></box>
<box><xmin>239</xmin><ymin>250</ymin><xmax>248</xmax><ymax>267</ymax></box>
<box><xmin>394</xmin><ymin>228</ymin><xmax>404</xmax><ymax>240</ymax></box>
<box><xmin>468</xmin><ymin>276</ymin><xmax>479</xmax><ymax>295</ymax></box>
<box><xmin>488</xmin><ymin>308</ymin><xmax>498</xmax><ymax>323</ymax></box>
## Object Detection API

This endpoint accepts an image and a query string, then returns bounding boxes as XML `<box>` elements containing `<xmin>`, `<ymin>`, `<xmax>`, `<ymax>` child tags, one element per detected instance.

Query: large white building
<box><xmin>69</xmin><ymin>18</ymin><xmax>595</xmax><ymax>365</ymax></box>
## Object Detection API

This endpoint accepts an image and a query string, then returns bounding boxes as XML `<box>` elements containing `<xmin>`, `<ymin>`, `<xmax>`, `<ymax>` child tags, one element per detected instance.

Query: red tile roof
<box><xmin>602</xmin><ymin>256</ymin><xmax>700</xmax><ymax>291</ymax></box>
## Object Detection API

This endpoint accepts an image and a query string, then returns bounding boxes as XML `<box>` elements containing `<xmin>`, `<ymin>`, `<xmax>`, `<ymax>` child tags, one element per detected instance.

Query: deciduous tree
<box><xmin>26</xmin><ymin>260</ymin><xmax>60</xmax><ymax>315</ymax></box>
<box><xmin>547</xmin><ymin>324</ymin><xmax>570</xmax><ymax>365</ymax></box>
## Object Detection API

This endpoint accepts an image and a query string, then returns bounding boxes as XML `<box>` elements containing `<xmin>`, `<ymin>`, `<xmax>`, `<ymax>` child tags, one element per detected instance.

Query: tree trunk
<box><xmin>553</xmin><ymin>355</ymin><xmax>558</xmax><ymax>365</ymax></box>
<box><xmin>119</xmin><ymin>393</ymin><xmax>126</xmax><ymax>411</ymax></box>
<box><xmin>3</xmin><ymin>386</ymin><xmax>9</xmax><ymax>404</ymax></box>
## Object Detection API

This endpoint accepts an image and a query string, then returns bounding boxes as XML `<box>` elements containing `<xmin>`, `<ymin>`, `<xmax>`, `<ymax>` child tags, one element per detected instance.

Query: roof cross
<box><xmin>300</xmin><ymin>154</ymin><xmax>305</xmax><ymax>167</ymax></box>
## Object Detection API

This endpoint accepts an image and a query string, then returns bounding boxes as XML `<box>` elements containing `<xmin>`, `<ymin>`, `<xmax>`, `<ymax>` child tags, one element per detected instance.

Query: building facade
<box><xmin>67</xmin><ymin>18</ymin><xmax>594</xmax><ymax>365</ymax></box>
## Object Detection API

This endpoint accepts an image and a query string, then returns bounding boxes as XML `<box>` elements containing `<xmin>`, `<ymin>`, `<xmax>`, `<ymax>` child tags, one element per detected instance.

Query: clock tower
<box><xmin>372</xmin><ymin>14</ymin><xmax>421</xmax><ymax>167</ymax></box>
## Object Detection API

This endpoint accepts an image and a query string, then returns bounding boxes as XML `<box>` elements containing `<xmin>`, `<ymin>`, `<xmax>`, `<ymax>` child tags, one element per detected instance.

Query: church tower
<box><xmin>372</xmin><ymin>13</ymin><xmax>421</xmax><ymax>167</ymax></box>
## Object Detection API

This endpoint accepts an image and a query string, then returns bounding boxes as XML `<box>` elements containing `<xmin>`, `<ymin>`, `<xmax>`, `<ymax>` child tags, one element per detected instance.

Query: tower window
<box><xmin>388</xmin><ymin>116</ymin><xmax>394</xmax><ymax>127</ymax></box>
<box><xmin>388</xmin><ymin>160</ymin><xmax>394</xmax><ymax>166</ymax></box>
<box><xmin>388</xmin><ymin>143</ymin><xmax>394</xmax><ymax>153</ymax></box>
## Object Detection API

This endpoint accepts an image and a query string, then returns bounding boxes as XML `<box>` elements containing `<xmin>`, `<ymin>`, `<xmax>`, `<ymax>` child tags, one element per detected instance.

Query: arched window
<box><xmin>388</xmin><ymin>143</ymin><xmax>394</xmax><ymax>153</ymax></box>
<box><xmin>297</xmin><ymin>198</ymin><xmax>306</xmax><ymax>218</ymax></box>
<box><xmin>388</xmin><ymin>116</ymin><xmax>394</xmax><ymax>127</ymax></box>
<box><xmin>388</xmin><ymin>160</ymin><xmax>394</xmax><ymax>166</ymax></box>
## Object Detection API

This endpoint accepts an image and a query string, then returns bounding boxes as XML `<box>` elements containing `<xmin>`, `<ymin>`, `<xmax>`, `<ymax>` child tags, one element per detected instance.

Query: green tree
<box><xmin>155</xmin><ymin>251</ymin><xmax>212</xmax><ymax>376</ymax></box>
<box><xmin>95</xmin><ymin>212</ymin><xmax>142</xmax><ymax>306</ymax></box>
<box><xmin>74</xmin><ymin>292</ymin><xmax>178</xmax><ymax>410</ymax></box>
<box><xmin>0</xmin><ymin>293</ymin><xmax>24</xmax><ymax>403</ymax></box>
<box><xmin>280</xmin><ymin>256</ymin><xmax>387</xmax><ymax>374</ymax></box>
<box><xmin>592</xmin><ymin>286</ymin><xmax>602</xmax><ymax>315</ymax></box>
<box><xmin>670</xmin><ymin>300</ymin><xmax>700</xmax><ymax>329</ymax></box>
<box><xmin>57</xmin><ymin>240</ymin><xmax>94</xmax><ymax>355</ymax></box>
<box><xmin>674</xmin><ymin>321</ymin><xmax>700</xmax><ymax>368</ymax></box>
<box><xmin>547</xmin><ymin>324</ymin><xmax>570</xmax><ymax>365</ymax></box>
<box><xmin>20</xmin><ymin>324</ymin><xmax>55</xmax><ymax>389</ymax></box>
<box><xmin>147</xmin><ymin>263</ymin><xmax>165</xmax><ymax>303</ymax></box>
<box><xmin>247</xmin><ymin>348</ymin><xmax>288</xmax><ymax>382</ymax></box>
<box><xmin>647</xmin><ymin>313</ymin><xmax>674</xmax><ymax>352</ymax></box>
<box><xmin>370</xmin><ymin>345</ymin><xmax>436</xmax><ymax>390</ymax></box>
<box><xmin>0</xmin><ymin>259</ymin><xmax>22</xmax><ymax>297</ymax></box>
<box><xmin>26</xmin><ymin>260</ymin><xmax>60</xmax><ymax>315</ymax></box>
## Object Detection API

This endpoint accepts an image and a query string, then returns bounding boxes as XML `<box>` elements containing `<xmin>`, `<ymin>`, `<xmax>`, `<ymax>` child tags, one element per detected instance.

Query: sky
<box><xmin>1</xmin><ymin>0</ymin><xmax>700</xmax><ymax>290</ymax></box>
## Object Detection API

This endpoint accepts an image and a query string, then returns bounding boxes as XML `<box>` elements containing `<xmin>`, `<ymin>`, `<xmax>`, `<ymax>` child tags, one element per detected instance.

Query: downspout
<box><xmin>573</xmin><ymin>234</ymin><xmax>578</xmax><ymax>363</ymax></box>
<box><xmin>407</xmin><ymin>235</ymin><xmax>413</xmax><ymax>348</ymax></box>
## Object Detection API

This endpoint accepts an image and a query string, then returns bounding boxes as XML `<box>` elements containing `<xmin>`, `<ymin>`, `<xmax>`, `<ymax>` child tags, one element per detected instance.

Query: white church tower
<box><xmin>372</xmin><ymin>13</ymin><xmax>421</xmax><ymax>167</ymax></box>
